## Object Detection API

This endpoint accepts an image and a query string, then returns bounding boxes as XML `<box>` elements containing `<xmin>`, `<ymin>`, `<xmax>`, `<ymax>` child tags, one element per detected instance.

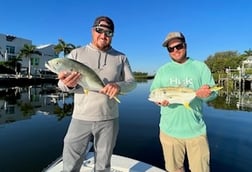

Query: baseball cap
<box><xmin>162</xmin><ymin>32</ymin><xmax>185</xmax><ymax>47</ymax></box>
<box><xmin>93</xmin><ymin>16</ymin><xmax>114</xmax><ymax>32</ymax></box>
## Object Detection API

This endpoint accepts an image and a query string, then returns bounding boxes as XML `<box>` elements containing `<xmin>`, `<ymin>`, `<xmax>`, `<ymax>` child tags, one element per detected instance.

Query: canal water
<box><xmin>0</xmin><ymin>80</ymin><xmax>251</xmax><ymax>172</ymax></box>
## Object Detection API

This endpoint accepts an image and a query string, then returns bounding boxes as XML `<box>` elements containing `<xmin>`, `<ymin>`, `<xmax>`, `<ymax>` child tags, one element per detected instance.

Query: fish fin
<box><xmin>113</xmin><ymin>96</ymin><xmax>121</xmax><ymax>103</ymax></box>
<box><xmin>84</xmin><ymin>89</ymin><xmax>89</xmax><ymax>94</ymax></box>
<box><xmin>183</xmin><ymin>102</ymin><xmax>191</xmax><ymax>109</ymax></box>
<box><xmin>83</xmin><ymin>88</ymin><xmax>120</xmax><ymax>103</ymax></box>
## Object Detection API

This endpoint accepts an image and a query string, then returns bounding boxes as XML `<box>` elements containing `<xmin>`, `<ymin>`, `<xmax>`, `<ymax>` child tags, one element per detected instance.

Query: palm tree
<box><xmin>18</xmin><ymin>44</ymin><xmax>41</xmax><ymax>78</ymax></box>
<box><xmin>244</xmin><ymin>49</ymin><xmax>252</xmax><ymax>56</ymax></box>
<box><xmin>54</xmin><ymin>39</ymin><xmax>76</xmax><ymax>57</ymax></box>
<box><xmin>4</xmin><ymin>57</ymin><xmax>22</xmax><ymax>74</ymax></box>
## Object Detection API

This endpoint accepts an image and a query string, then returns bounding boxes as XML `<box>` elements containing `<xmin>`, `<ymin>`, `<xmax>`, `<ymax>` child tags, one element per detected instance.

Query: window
<box><xmin>6</xmin><ymin>45</ymin><xmax>15</xmax><ymax>54</ymax></box>
<box><xmin>5</xmin><ymin>106</ymin><xmax>15</xmax><ymax>114</ymax></box>
<box><xmin>31</xmin><ymin>57</ymin><xmax>39</xmax><ymax>66</ymax></box>
<box><xmin>5</xmin><ymin>46</ymin><xmax>16</xmax><ymax>60</ymax></box>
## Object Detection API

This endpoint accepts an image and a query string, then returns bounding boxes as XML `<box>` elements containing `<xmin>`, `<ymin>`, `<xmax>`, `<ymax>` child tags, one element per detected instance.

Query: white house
<box><xmin>29</xmin><ymin>44</ymin><xmax>57</xmax><ymax>75</ymax></box>
<box><xmin>242</xmin><ymin>56</ymin><xmax>252</xmax><ymax>68</ymax></box>
<box><xmin>0</xmin><ymin>33</ymin><xmax>31</xmax><ymax>61</ymax></box>
<box><xmin>0</xmin><ymin>33</ymin><xmax>57</xmax><ymax>76</ymax></box>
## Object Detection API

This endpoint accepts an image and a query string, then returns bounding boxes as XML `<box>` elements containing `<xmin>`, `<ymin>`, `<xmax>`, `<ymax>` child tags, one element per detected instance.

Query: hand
<box><xmin>58</xmin><ymin>71</ymin><xmax>81</xmax><ymax>88</ymax></box>
<box><xmin>196</xmin><ymin>85</ymin><xmax>211</xmax><ymax>98</ymax></box>
<box><xmin>155</xmin><ymin>100</ymin><xmax>169</xmax><ymax>106</ymax></box>
<box><xmin>100</xmin><ymin>83</ymin><xmax>120</xmax><ymax>99</ymax></box>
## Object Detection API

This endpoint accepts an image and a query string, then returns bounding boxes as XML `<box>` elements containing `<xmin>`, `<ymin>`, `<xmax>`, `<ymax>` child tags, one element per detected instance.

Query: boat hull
<box><xmin>44</xmin><ymin>152</ymin><xmax>165</xmax><ymax>172</ymax></box>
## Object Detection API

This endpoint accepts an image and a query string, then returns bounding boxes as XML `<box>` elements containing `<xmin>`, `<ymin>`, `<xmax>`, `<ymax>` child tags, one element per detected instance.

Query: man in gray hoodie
<box><xmin>57</xmin><ymin>16</ymin><xmax>136</xmax><ymax>172</ymax></box>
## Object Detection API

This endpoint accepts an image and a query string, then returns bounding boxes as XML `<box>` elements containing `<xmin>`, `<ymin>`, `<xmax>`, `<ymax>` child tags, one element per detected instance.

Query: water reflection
<box><xmin>0</xmin><ymin>84</ymin><xmax>73</xmax><ymax>125</ymax></box>
<box><xmin>0</xmin><ymin>82</ymin><xmax>251</xmax><ymax>172</ymax></box>
<box><xmin>1</xmin><ymin>84</ymin><xmax>252</xmax><ymax>126</ymax></box>
<box><xmin>208</xmin><ymin>90</ymin><xmax>252</xmax><ymax>111</ymax></box>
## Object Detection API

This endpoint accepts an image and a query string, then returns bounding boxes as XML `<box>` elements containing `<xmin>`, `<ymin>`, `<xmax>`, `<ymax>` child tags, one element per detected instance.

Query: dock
<box><xmin>0</xmin><ymin>74</ymin><xmax>58</xmax><ymax>87</ymax></box>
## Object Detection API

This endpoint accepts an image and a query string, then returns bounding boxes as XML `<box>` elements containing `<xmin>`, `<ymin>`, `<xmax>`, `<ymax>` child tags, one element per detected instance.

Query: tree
<box><xmin>0</xmin><ymin>57</ymin><xmax>22</xmax><ymax>74</ymax></box>
<box><xmin>204</xmin><ymin>51</ymin><xmax>241</xmax><ymax>73</ymax></box>
<box><xmin>54</xmin><ymin>39</ymin><xmax>76</xmax><ymax>57</ymax></box>
<box><xmin>18</xmin><ymin>44</ymin><xmax>41</xmax><ymax>78</ymax></box>
<box><xmin>243</xmin><ymin>48</ymin><xmax>252</xmax><ymax>56</ymax></box>
<box><xmin>0</xmin><ymin>46</ymin><xmax>4</xmax><ymax>58</ymax></box>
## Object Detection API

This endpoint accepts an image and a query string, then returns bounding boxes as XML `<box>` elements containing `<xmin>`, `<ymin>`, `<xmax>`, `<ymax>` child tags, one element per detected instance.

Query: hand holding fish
<box><xmin>156</xmin><ymin>100</ymin><xmax>169</xmax><ymax>107</ymax></box>
<box><xmin>58</xmin><ymin>71</ymin><xmax>81</xmax><ymax>88</ymax></box>
<box><xmin>148</xmin><ymin>85</ymin><xmax>222</xmax><ymax>108</ymax></box>
<box><xmin>100</xmin><ymin>83</ymin><xmax>120</xmax><ymax>100</ymax></box>
<box><xmin>45</xmin><ymin>58</ymin><xmax>121</xmax><ymax>103</ymax></box>
<box><xmin>195</xmin><ymin>85</ymin><xmax>211</xmax><ymax>98</ymax></box>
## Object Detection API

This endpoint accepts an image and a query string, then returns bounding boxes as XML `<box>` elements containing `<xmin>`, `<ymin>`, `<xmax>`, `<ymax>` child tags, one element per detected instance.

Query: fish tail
<box><xmin>210</xmin><ymin>86</ymin><xmax>223</xmax><ymax>91</ymax></box>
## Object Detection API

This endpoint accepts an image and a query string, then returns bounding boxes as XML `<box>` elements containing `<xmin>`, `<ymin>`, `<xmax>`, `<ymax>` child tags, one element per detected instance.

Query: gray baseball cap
<box><xmin>162</xmin><ymin>32</ymin><xmax>185</xmax><ymax>47</ymax></box>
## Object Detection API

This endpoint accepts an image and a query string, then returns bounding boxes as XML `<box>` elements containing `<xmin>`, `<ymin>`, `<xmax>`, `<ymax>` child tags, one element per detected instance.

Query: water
<box><xmin>0</xmin><ymin>81</ymin><xmax>252</xmax><ymax>172</ymax></box>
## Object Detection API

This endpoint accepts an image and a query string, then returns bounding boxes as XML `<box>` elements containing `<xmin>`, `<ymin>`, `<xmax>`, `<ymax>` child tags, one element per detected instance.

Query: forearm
<box><xmin>58</xmin><ymin>80</ymin><xmax>83</xmax><ymax>93</ymax></box>
<box><xmin>201</xmin><ymin>91</ymin><xmax>218</xmax><ymax>102</ymax></box>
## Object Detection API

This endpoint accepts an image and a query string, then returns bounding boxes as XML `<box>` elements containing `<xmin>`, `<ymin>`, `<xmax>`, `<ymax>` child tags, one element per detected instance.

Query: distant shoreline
<box><xmin>134</xmin><ymin>75</ymin><xmax>155</xmax><ymax>79</ymax></box>
<box><xmin>0</xmin><ymin>74</ymin><xmax>155</xmax><ymax>87</ymax></box>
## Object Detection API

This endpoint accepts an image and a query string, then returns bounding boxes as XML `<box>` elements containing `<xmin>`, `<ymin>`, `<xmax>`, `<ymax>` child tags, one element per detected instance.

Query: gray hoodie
<box><xmin>58</xmin><ymin>43</ymin><xmax>137</xmax><ymax>121</ymax></box>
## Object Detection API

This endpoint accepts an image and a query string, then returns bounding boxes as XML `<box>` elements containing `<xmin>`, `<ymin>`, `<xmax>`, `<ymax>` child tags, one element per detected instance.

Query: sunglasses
<box><xmin>94</xmin><ymin>27</ymin><xmax>113</xmax><ymax>37</ymax></box>
<box><xmin>167</xmin><ymin>43</ymin><xmax>185</xmax><ymax>53</ymax></box>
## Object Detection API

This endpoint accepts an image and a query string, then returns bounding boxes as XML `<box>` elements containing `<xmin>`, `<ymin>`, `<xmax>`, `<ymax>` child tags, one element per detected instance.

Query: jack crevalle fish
<box><xmin>45</xmin><ymin>58</ymin><xmax>120</xmax><ymax>103</ymax></box>
<box><xmin>148</xmin><ymin>86</ymin><xmax>222</xmax><ymax>108</ymax></box>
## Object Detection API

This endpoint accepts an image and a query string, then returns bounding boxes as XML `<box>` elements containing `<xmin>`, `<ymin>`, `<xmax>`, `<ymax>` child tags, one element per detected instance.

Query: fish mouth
<box><xmin>45</xmin><ymin>62</ymin><xmax>57</xmax><ymax>74</ymax></box>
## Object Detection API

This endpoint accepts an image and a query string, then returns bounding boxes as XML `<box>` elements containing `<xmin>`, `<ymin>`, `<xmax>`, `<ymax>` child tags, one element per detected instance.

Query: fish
<box><xmin>45</xmin><ymin>58</ymin><xmax>120</xmax><ymax>103</ymax></box>
<box><xmin>148</xmin><ymin>86</ymin><xmax>223</xmax><ymax>108</ymax></box>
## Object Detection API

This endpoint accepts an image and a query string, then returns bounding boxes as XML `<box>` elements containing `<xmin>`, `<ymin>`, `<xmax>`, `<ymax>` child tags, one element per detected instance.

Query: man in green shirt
<box><xmin>150</xmin><ymin>32</ymin><xmax>218</xmax><ymax>172</ymax></box>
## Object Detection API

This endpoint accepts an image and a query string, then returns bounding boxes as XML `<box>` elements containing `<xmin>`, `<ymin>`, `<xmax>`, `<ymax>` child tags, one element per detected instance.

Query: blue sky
<box><xmin>1</xmin><ymin>0</ymin><xmax>251</xmax><ymax>74</ymax></box>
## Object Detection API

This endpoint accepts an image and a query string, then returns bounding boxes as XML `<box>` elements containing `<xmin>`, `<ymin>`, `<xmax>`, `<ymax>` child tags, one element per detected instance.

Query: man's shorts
<box><xmin>159</xmin><ymin>131</ymin><xmax>210</xmax><ymax>172</ymax></box>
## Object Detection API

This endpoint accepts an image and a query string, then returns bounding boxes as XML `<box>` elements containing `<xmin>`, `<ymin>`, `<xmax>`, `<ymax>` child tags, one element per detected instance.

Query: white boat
<box><xmin>43</xmin><ymin>143</ymin><xmax>166</xmax><ymax>172</ymax></box>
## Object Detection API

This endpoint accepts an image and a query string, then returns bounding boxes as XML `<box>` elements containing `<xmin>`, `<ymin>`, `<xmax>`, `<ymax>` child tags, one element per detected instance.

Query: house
<box><xmin>0</xmin><ymin>33</ymin><xmax>31</xmax><ymax>62</ymax></box>
<box><xmin>242</xmin><ymin>56</ymin><xmax>252</xmax><ymax>68</ymax></box>
<box><xmin>29</xmin><ymin>44</ymin><xmax>57</xmax><ymax>76</ymax></box>
<box><xmin>0</xmin><ymin>33</ymin><xmax>57</xmax><ymax>76</ymax></box>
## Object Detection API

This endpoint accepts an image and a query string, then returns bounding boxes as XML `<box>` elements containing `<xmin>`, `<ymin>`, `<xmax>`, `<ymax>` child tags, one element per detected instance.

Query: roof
<box><xmin>246</xmin><ymin>56</ymin><xmax>252</xmax><ymax>61</ymax></box>
<box><xmin>36</xmin><ymin>44</ymin><xmax>55</xmax><ymax>49</ymax></box>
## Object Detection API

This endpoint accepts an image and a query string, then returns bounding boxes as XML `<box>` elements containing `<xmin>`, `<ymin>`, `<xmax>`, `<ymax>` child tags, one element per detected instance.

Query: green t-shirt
<box><xmin>150</xmin><ymin>58</ymin><xmax>217</xmax><ymax>138</ymax></box>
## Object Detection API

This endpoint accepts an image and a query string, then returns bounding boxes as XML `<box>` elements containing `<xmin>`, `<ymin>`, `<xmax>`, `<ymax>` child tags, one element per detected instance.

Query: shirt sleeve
<box><xmin>116</xmin><ymin>57</ymin><xmax>137</xmax><ymax>93</ymax></box>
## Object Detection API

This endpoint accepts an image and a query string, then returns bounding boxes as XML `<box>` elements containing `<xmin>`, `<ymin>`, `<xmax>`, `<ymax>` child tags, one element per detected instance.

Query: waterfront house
<box><xmin>0</xmin><ymin>33</ymin><xmax>57</xmax><ymax>77</ymax></box>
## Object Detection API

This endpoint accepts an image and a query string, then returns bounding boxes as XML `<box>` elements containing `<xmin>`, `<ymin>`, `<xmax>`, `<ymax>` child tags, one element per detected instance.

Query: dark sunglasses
<box><xmin>167</xmin><ymin>43</ymin><xmax>185</xmax><ymax>53</ymax></box>
<box><xmin>94</xmin><ymin>27</ymin><xmax>113</xmax><ymax>37</ymax></box>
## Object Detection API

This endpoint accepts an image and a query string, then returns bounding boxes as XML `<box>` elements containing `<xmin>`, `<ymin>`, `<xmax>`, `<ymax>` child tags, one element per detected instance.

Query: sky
<box><xmin>1</xmin><ymin>0</ymin><xmax>251</xmax><ymax>74</ymax></box>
